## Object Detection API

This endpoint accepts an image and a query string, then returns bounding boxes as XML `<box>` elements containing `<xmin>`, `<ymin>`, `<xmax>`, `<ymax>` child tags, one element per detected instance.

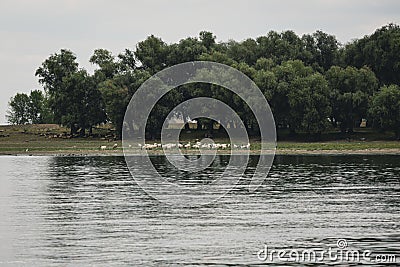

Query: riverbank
<box><xmin>1</xmin><ymin>124</ymin><xmax>400</xmax><ymax>156</ymax></box>
<box><xmin>2</xmin><ymin>150</ymin><xmax>400</xmax><ymax>156</ymax></box>
<box><xmin>1</xmin><ymin>144</ymin><xmax>400</xmax><ymax>156</ymax></box>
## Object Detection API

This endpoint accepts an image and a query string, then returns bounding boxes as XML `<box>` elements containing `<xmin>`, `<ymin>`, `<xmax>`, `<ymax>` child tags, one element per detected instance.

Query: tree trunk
<box><xmin>330</xmin><ymin>117</ymin><xmax>337</xmax><ymax>127</ymax></box>
<box><xmin>340</xmin><ymin>122</ymin><xmax>346</xmax><ymax>134</ymax></box>
<box><xmin>289</xmin><ymin>126</ymin><xmax>296</xmax><ymax>137</ymax></box>
<box><xmin>116</xmin><ymin>120</ymin><xmax>123</xmax><ymax>139</ymax></box>
<box><xmin>395</xmin><ymin>127</ymin><xmax>400</xmax><ymax>140</ymax></box>
<box><xmin>208</xmin><ymin>120</ymin><xmax>214</xmax><ymax>134</ymax></box>
<box><xmin>196</xmin><ymin>119</ymin><xmax>203</xmax><ymax>131</ymax></box>
<box><xmin>182</xmin><ymin>111</ymin><xmax>190</xmax><ymax>131</ymax></box>
<box><xmin>185</xmin><ymin>124</ymin><xmax>190</xmax><ymax>130</ymax></box>
<box><xmin>70</xmin><ymin>124</ymin><xmax>77</xmax><ymax>136</ymax></box>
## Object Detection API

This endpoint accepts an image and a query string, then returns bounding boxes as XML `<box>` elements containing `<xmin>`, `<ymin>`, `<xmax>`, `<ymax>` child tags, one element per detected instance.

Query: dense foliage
<box><xmin>7</xmin><ymin>24</ymin><xmax>400</xmax><ymax>139</ymax></box>
<box><xmin>6</xmin><ymin>90</ymin><xmax>52</xmax><ymax>125</ymax></box>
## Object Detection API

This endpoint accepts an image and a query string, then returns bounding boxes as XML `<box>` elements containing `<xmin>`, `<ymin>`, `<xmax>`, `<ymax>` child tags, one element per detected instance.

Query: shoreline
<box><xmin>1</xmin><ymin>148</ymin><xmax>400</xmax><ymax>156</ymax></box>
<box><xmin>2</xmin><ymin>124</ymin><xmax>400</xmax><ymax>157</ymax></box>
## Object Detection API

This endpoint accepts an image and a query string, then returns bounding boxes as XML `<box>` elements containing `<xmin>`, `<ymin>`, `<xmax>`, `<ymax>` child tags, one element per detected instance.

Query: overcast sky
<box><xmin>0</xmin><ymin>0</ymin><xmax>399</xmax><ymax>124</ymax></box>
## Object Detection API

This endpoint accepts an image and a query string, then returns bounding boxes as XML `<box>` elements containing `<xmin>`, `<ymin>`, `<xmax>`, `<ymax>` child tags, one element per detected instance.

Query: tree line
<box><xmin>6</xmin><ymin>24</ymin><xmax>400</xmax><ymax>139</ymax></box>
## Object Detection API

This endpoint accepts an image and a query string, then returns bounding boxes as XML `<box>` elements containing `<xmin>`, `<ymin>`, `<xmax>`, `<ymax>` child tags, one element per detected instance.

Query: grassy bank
<box><xmin>0</xmin><ymin>124</ymin><xmax>120</xmax><ymax>155</ymax></box>
<box><xmin>1</xmin><ymin>124</ymin><xmax>400</xmax><ymax>155</ymax></box>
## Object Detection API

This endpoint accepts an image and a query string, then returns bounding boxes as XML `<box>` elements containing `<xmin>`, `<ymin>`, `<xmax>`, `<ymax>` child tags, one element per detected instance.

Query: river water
<box><xmin>0</xmin><ymin>155</ymin><xmax>399</xmax><ymax>266</ymax></box>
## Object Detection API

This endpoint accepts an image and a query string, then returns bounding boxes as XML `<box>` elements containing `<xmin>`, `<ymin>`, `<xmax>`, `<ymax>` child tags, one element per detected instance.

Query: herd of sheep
<box><xmin>99</xmin><ymin>142</ymin><xmax>251</xmax><ymax>150</ymax></box>
<box><xmin>138</xmin><ymin>142</ymin><xmax>251</xmax><ymax>150</ymax></box>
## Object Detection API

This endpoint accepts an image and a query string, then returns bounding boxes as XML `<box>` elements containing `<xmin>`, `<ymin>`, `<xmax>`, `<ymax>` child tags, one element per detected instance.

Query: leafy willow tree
<box><xmin>27</xmin><ymin>90</ymin><xmax>51</xmax><ymax>124</ymax></box>
<box><xmin>35</xmin><ymin>49</ymin><xmax>78</xmax><ymax>125</ymax></box>
<box><xmin>269</xmin><ymin>60</ymin><xmax>314</xmax><ymax>131</ymax></box>
<box><xmin>7</xmin><ymin>90</ymin><xmax>50</xmax><ymax>125</ymax></box>
<box><xmin>98</xmin><ymin>79</ymin><xmax>129</xmax><ymax>138</ymax></box>
<box><xmin>36</xmin><ymin>49</ymin><xmax>106</xmax><ymax>135</ymax></box>
<box><xmin>227</xmin><ymin>38</ymin><xmax>259</xmax><ymax>65</ymax></box>
<box><xmin>28</xmin><ymin>90</ymin><xmax>44</xmax><ymax>123</ymax></box>
<box><xmin>90</xmin><ymin>49</ymin><xmax>119</xmax><ymax>81</ymax></box>
<box><xmin>109</xmin><ymin>69</ymin><xmax>153</xmax><ymax>137</ymax></box>
<box><xmin>369</xmin><ymin>85</ymin><xmax>400</xmax><ymax>139</ymax></box>
<box><xmin>326</xmin><ymin>66</ymin><xmax>378</xmax><ymax>133</ymax></box>
<box><xmin>58</xmin><ymin>70</ymin><xmax>106</xmax><ymax>135</ymax></box>
<box><xmin>134</xmin><ymin>35</ymin><xmax>169</xmax><ymax>73</ymax></box>
<box><xmin>6</xmin><ymin>93</ymin><xmax>30</xmax><ymax>124</ymax></box>
<box><xmin>167</xmin><ymin>37</ymin><xmax>207</xmax><ymax>65</ymax></box>
<box><xmin>199</xmin><ymin>31</ymin><xmax>216</xmax><ymax>51</ymax></box>
<box><xmin>256</xmin><ymin>31</ymin><xmax>295</xmax><ymax>65</ymax></box>
<box><xmin>311</xmin><ymin>30</ymin><xmax>340</xmax><ymax>71</ymax></box>
<box><xmin>118</xmin><ymin>48</ymin><xmax>137</xmax><ymax>73</ymax></box>
<box><xmin>345</xmin><ymin>24</ymin><xmax>400</xmax><ymax>85</ymax></box>
<box><xmin>288</xmin><ymin>73</ymin><xmax>331</xmax><ymax>135</ymax></box>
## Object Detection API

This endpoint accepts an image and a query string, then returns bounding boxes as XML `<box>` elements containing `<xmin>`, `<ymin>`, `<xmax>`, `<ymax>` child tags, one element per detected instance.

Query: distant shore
<box><xmin>1</xmin><ymin>148</ymin><xmax>400</xmax><ymax>157</ymax></box>
<box><xmin>1</xmin><ymin>124</ymin><xmax>400</xmax><ymax>156</ymax></box>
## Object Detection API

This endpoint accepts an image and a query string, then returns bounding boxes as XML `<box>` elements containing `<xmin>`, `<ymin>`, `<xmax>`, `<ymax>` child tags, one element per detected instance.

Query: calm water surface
<box><xmin>0</xmin><ymin>155</ymin><xmax>399</xmax><ymax>266</ymax></box>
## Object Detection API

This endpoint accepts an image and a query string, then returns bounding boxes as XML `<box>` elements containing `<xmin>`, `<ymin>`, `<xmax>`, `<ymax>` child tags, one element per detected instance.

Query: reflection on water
<box><xmin>0</xmin><ymin>155</ymin><xmax>399</xmax><ymax>266</ymax></box>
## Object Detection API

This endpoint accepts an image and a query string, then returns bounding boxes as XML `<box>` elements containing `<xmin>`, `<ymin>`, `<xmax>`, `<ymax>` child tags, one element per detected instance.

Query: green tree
<box><xmin>6</xmin><ymin>93</ymin><xmax>30</xmax><ymax>124</ymax></box>
<box><xmin>35</xmin><ymin>49</ymin><xmax>79</xmax><ymax>125</ymax></box>
<box><xmin>326</xmin><ymin>66</ymin><xmax>378</xmax><ymax>133</ymax></box>
<box><xmin>270</xmin><ymin>60</ymin><xmax>314</xmax><ymax>131</ymax></box>
<box><xmin>254</xmin><ymin>58</ymin><xmax>276</xmax><ymax>71</ymax></box>
<box><xmin>312</xmin><ymin>30</ymin><xmax>340</xmax><ymax>71</ymax></box>
<box><xmin>227</xmin><ymin>38</ymin><xmax>258</xmax><ymax>66</ymax></box>
<box><xmin>110</xmin><ymin>69</ymin><xmax>152</xmax><ymax>137</ymax></box>
<box><xmin>7</xmin><ymin>90</ymin><xmax>51</xmax><ymax>125</ymax></box>
<box><xmin>255</xmin><ymin>30</ymin><xmax>306</xmax><ymax>65</ymax></box>
<box><xmin>36</xmin><ymin>50</ymin><xmax>106</xmax><ymax>134</ymax></box>
<box><xmin>60</xmin><ymin>70</ymin><xmax>106</xmax><ymax>135</ymax></box>
<box><xmin>199</xmin><ymin>31</ymin><xmax>216</xmax><ymax>51</ymax></box>
<box><xmin>39</xmin><ymin>96</ymin><xmax>54</xmax><ymax>124</ymax></box>
<box><xmin>280</xmin><ymin>30</ymin><xmax>304</xmax><ymax>60</ymax></box>
<box><xmin>369</xmin><ymin>85</ymin><xmax>400</xmax><ymax>139</ymax></box>
<box><xmin>254</xmin><ymin>68</ymin><xmax>277</xmax><ymax>102</ymax></box>
<box><xmin>98</xmin><ymin>79</ymin><xmax>129</xmax><ymax>138</ymax></box>
<box><xmin>167</xmin><ymin>37</ymin><xmax>207</xmax><ymax>65</ymax></box>
<box><xmin>90</xmin><ymin>49</ymin><xmax>119</xmax><ymax>81</ymax></box>
<box><xmin>135</xmin><ymin>35</ymin><xmax>168</xmax><ymax>73</ymax></box>
<box><xmin>288</xmin><ymin>73</ymin><xmax>331</xmax><ymax>135</ymax></box>
<box><xmin>35</xmin><ymin>49</ymin><xmax>79</xmax><ymax>92</ymax></box>
<box><xmin>345</xmin><ymin>23</ymin><xmax>400</xmax><ymax>85</ymax></box>
<box><xmin>299</xmin><ymin>34</ymin><xmax>318</xmax><ymax>67</ymax></box>
<box><xmin>256</xmin><ymin>31</ymin><xmax>290</xmax><ymax>65</ymax></box>
<box><xmin>118</xmin><ymin>49</ymin><xmax>137</xmax><ymax>73</ymax></box>
<box><xmin>199</xmin><ymin>51</ymin><xmax>236</xmax><ymax>66</ymax></box>
<box><xmin>27</xmin><ymin>90</ymin><xmax>46</xmax><ymax>124</ymax></box>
